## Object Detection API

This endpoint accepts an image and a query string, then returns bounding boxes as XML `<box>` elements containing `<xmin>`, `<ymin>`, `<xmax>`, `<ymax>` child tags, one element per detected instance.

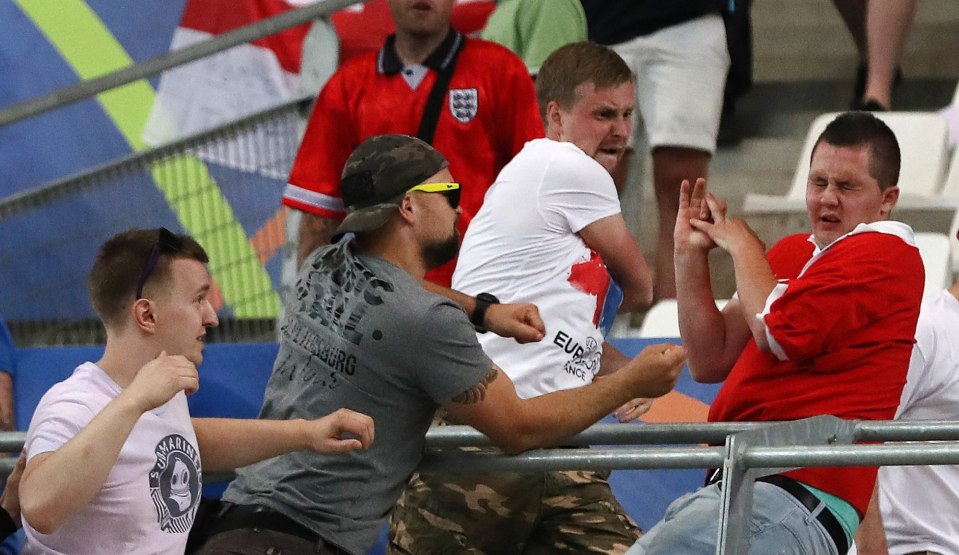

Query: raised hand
<box><xmin>689</xmin><ymin>191</ymin><xmax>764</xmax><ymax>256</ymax></box>
<box><xmin>124</xmin><ymin>351</ymin><xmax>199</xmax><ymax>413</ymax></box>
<box><xmin>620</xmin><ymin>343</ymin><xmax>686</xmax><ymax>399</ymax></box>
<box><xmin>485</xmin><ymin>302</ymin><xmax>546</xmax><ymax>344</ymax></box>
<box><xmin>674</xmin><ymin>178</ymin><xmax>717</xmax><ymax>254</ymax></box>
<box><xmin>305</xmin><ymin>408</ymin><xmax>375</xmax><ymax>453</ymax></box>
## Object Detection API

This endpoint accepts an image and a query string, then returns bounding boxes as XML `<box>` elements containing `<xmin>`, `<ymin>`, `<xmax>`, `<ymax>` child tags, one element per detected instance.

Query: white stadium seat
<box><xmin>744</xmin><ymin>112</ymin><xmax>950</xmax><ymax>213</ymax></box>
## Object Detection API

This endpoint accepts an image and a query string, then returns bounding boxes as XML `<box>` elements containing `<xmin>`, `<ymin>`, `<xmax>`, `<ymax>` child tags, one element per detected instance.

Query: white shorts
<box><xmin>612</xmin><ymin>13</ymin><xmax>730</xmax><ymax>154</ymax></box>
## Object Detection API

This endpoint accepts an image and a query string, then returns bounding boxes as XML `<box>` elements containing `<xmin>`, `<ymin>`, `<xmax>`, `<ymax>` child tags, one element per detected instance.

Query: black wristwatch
<box><xmin>471</xmin><ymin>292</ymin><xmax>499</xmax><ymax>333</ymax></box>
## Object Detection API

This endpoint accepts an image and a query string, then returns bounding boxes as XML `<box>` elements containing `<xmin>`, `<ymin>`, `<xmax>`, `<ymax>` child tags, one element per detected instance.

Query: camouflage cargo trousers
<box><xmin>388</xmin><ymin>466</ymin><xmax>641</xmax><ymax>554</ymax></box>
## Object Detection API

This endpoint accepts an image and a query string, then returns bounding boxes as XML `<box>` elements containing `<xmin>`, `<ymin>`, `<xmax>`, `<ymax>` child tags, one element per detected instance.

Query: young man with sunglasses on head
<box><xmin>18</xmin><ymin>228</ymin><xmax>374</xmax><ymax>554</ymax></box>
<box><xmin>389</xmin><ymin>41</ymin><xmax>655</xmax><ymax>555</ymax></box>
<box><xmin>194</xmin><ymin>134</ymin><xmax>687</xmax><ymax>555</ymax></box>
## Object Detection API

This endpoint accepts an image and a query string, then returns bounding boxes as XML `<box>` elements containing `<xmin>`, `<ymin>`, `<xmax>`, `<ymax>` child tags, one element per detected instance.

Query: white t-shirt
<box><xmin>22</xmin><ymin>362</ymin><xmax>202</xmax><ymax>555</ymax></box>
<box><xmin>879</xmin><ymin>289</ymin><xmax>959</xmax><ymax>554</ymax></box>
<box><xmin>453</xmin><ymin>138</ymin><xmax>621</xmax><ymax>398</ymax></box>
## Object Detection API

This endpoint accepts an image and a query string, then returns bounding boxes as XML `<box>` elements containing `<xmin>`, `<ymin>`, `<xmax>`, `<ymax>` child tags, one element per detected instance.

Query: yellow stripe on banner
<box><xmin>15</xmin><ymin>0</ymin><xmax>280</xmax><ymax>318</ymax></box>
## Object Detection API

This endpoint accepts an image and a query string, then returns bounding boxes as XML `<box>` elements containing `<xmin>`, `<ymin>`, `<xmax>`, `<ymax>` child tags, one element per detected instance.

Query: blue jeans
<box><xmin>626</xmin><ymin>482</ymin><xmax>838</xmax><ymax>555</ymax></box>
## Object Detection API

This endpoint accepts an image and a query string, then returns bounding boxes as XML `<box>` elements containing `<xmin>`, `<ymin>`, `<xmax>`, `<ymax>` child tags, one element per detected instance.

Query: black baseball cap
<box><xmin>336</xmin><ymin>134</ymin><xmax>448</xmax><ymax>235</ymax></box>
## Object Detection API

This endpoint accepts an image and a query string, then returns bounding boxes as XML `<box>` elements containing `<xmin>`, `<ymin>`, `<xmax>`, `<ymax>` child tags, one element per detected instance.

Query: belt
<box><xmin>209</xmin><ymin>503</ymin><xmax>349</xmax><ymax>554</ymax></box>
<box><xmin>705</xmin><ymin>473</ymin><xmax>849</xmax><ymax>554</ymax></box>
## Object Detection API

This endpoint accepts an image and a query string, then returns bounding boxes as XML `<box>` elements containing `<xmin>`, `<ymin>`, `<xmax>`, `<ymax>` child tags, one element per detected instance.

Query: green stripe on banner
<box><xmin>15</xmin><ymin>0</ymin><xmax>280</xmax><ymax>318</ymax></box>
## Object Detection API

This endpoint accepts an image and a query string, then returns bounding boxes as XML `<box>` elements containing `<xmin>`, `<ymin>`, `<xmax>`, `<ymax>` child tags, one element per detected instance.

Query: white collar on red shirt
<box><xmin>761</xmin><ymin>220</ymin><xmax>917</xmax><ymax>361</ymax></box>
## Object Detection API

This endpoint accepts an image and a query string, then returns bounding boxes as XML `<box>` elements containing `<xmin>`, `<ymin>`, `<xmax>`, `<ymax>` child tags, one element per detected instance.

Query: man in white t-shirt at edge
<box><xmin>389</xmin><ymin>41</ymin><xmax>656</xmax><ymax>554</ymax></box>
<box><xmin>854</xmin><ymin>226</ymin><xmax>959</xmax><ymax>555</ymax></box>
<box><xmin>19</xmin><ymin>228</ymin><xmax>374</xmax><ymax>554</ymax></box>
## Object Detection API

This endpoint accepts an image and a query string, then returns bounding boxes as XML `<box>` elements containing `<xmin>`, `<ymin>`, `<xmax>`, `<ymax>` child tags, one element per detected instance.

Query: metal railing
<box><xmin>3</xmin><ymin>418</ymin><xmax>959</xmax><ymax>553</ymax></box>
<box><xmin>1</xmin><ymin>0</ymin><xmax>372</xmax><ymax>345</ymax></box>
<box><xmin>0</xmin><ymin>98</ymin><xmax>310</xmax><ymax>345</ymax></box>
<box><xmin>0</xmin><ymin>0</ymin><xmax>365</xmax><ymax>128</ymax></box>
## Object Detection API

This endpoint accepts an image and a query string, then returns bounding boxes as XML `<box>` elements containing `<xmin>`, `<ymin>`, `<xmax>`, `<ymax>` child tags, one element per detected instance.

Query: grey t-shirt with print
<box><xmin>222</xmin><ymin>240</ymin><xmax>492</xmax><ymax>554</ymax></box>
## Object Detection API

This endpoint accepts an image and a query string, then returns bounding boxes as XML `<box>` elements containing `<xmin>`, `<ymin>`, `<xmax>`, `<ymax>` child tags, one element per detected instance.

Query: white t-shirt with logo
<box><xmin>878</xmin><ymin>289</ymin><xmax>959</xmax><ymax>555</ymax></box>
<box><xmin>453</xmin><ymin>138</ymin><xmax>621</xmax><ymax>398</ymax></box>
<box><xmin>22</xmin><ymin>362</ymin><xmax>202</xmax><ymax>554</ymax></box>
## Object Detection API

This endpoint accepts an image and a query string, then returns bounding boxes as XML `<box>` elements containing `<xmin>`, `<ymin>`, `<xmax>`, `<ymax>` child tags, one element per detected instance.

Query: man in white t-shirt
<box><xmin>854</xmin><ymin>229</ymin><xmax>959</xmax><ymax>555</ymax></box>
<box><xmin>19</xmin><ymin>228</ymin><xmax>374</xmax><ymax>554</ymax></box>
<box><xmin>389</xmin><ymin>42</ymin><xmax>655</xmax><ymax>555</ymax></box>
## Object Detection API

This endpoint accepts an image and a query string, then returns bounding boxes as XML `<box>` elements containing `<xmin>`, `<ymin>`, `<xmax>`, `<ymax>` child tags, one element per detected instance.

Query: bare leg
<box><xmin>832</xmin><ymin>0</ymin><xmax>868</xmax><ymax>59</ymax></box>
<box><xmin>862</xmin><ymin>0</ymin><xmax>917</xmax><ymax>109</ymax></box>
<box><xmin>652</xmin><ymin>146</ymin><xmax>710</xmax><ymax>300</ymax></box>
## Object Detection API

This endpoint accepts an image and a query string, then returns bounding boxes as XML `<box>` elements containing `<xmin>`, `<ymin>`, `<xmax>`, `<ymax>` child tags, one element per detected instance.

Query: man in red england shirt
<box><xmin>627</xmin><ymin>111</ymin><xmax>924</xmax><ymax>555</ymax></box>
<box><xmin>283</xmin><ymin>0</ymin><xmax>544</xmax><ymax>286</ymax></box>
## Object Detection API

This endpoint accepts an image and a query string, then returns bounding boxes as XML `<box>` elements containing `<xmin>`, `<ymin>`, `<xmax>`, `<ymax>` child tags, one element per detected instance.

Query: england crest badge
<box><xmin>449</xmin><ymin>88</ymin><xmax>478</xmax><ymax>123</ymax></box>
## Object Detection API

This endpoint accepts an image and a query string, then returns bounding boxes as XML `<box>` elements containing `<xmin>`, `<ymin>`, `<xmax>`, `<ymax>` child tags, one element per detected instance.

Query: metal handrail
<box><xmin>423</xmin><ymin>420</ymin><xmax>959</xmax><ymax>447</ymax></box>
<box><xmin>0</xmin><ymin>0</ymin><xmax>365</xmax><ymax>128</ymax></box>
<box><xmin>5</xmin><ymin>420</ymin><xmax>958</xmax><ymax>553</ymax></box>
<box><xmin>0</xmin><ymin>95</ymin><xmax>311</xmax><ymax>218</ymax></box>
<box><xmin>4</xmin><ymin>419</ymin><xmax>959</xmax><ymax>475</ymax></box>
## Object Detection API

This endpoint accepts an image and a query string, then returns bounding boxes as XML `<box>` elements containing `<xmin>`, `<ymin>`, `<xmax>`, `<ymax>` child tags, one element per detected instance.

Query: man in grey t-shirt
<box><xmin>195</xmin><ymin>135</ymin><xmax>688</xmax><ymax>555</ymax></box>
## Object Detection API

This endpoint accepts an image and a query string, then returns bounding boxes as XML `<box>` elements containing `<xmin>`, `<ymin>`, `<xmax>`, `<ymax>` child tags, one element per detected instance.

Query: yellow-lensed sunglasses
<box><xmin>406</xmin><ymin>182</ymin><xmax>460</xmax><ymax>209</ymax></box>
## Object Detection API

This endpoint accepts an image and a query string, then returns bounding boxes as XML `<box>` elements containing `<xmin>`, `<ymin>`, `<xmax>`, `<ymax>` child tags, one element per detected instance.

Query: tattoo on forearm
<box><xmin>452</xmin><ymin>367</ymin><xmax>499</xmax><ymax>404</ymax></box>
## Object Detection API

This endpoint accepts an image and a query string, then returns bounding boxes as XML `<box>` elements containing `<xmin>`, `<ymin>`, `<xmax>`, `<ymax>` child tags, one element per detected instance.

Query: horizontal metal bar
<box><xmin>0</xmin><ymin>0</ymin><xmax>363</xmax><ymax>128</ymax></box>
<box><xmin>0</xmin><ymin>433</ymin><xmax>23</xmax><ymax>453</ymax></box>
<box><xmin>854</xmin><ymin>420</ymin><xmax>959</xmax><ymax>442</ymax></box>
<box><xmin>419</xmin><ymin>447</ymin><xmax>727</xmax><ymax>473</ymax></box>
<box><xmin>743</xmin><ymin>442</ymin><xmax>959</xmax><ymax>468</ymax></box>
<box><xmin>420</xmin><ymin>442</ymin><xmax>959</xmax><ymax>474</ymax></box>
<box><xmin>424</xmin><ymin>421</ymin><xmax>959</xmax><ymax>448</ymax></box>
<box><xmin>4</xmin><ymin>421</ymin><xmax>959</xmax><ymax>478</ymax></box>
<box><xmin>7</xmin><ymin>421</ymin><xmax>959</xmax><ymax>451</ymax></box>
<box><xmin>0</xmin><ymin>96</ymin><xmax>310</xmax><ymax>217</ymax></box>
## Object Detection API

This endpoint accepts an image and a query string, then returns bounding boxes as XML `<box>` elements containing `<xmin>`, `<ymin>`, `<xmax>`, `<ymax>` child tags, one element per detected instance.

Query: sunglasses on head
<box><xmin>406</xmin><ymin>182</ymin><xmax>460</xmax><ymax>209</ymax></box>
<box><xmin>135</xmin><ymin>227</ymin><xmax>183</xmax><ymax>299</ymax></box>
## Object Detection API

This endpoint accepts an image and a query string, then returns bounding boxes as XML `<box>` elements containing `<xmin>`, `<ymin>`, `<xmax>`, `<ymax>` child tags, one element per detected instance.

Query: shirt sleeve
<box><xmin>762</xmin><ymin>233</ymin><xmax>922</xmax><ymax>362</ymax></box>
<box><xmin>539</xmin><ymin>152</ymin><xmax>621</xmax><ymax>234</ymax></box>
<box><xmin>25</xmin><ymin>391</ymin><xmax>96</xmax><ymax>461</ymax></box>
<box><xmin>282</xmin><ymin>69</ymin><xmax>356</xmax><ymax>218</ymax></box>
<box><xmin>413</xmin><ymin>301</ymin><xmax>494</xmax><ymax>404</ymax></box>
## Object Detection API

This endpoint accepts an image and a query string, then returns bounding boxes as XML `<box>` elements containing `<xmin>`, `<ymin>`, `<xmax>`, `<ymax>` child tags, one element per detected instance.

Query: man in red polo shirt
<box><xmin>283</xmin><ymin>0</ymin><xmax>544</xmax><ymax>286</ymax></box>
<box><xmin>628</xmin><ymin>112</ymin><xmax>923</xmax><ymax>555</ymax></box>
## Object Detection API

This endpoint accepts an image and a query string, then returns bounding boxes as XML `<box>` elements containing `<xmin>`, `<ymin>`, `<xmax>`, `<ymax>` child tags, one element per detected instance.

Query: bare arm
<box><xmin>420</xmin><ymin>280</ymin><xmax>546</xmax><ymax>344</ymax></box>
<box><xmin>442</xmin><ymin>343</ymin><xmax>685</xmax><ymax>454</ymax></box>
<box><xmin>596</xmin><ymin>341</ymin><xmax>630</xmax><ymax>377</ymax></box>
<box><xmin>674</xmin><ymin>179</ymin><xmax>752</xmax><ymax>382</ymax></box>
<box><xmin>193</xmin><ymin>408</ymin><xmax>374</xmax><ymax>472</ymax></box>
<box><xmin>21</xmin><ymin>353</ymin><xmax>198</xmax><ymax>534</ymax></box>
<box><xmin>578</xmin><ymin>213</ymin><xmax>654</xmax><ymax>312</ymax></box>
<box><xmin>690</xmin><ymin>192</ymin><xmax>778</xmax><ymax>351</ymax></box>
<box><xmin>854</xmin><ymin>483</ymin><xmax>889</xmax><ymax>555</ymax></box>
<box><xmin>297</xmin><ymin>212</ymin><xmax>340</xmax><ymax>267</ymax></box>
<box><xmin>0</xmin><ymin>452</ymin><xmax>25</xmax><ymax>530</ymax></box>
